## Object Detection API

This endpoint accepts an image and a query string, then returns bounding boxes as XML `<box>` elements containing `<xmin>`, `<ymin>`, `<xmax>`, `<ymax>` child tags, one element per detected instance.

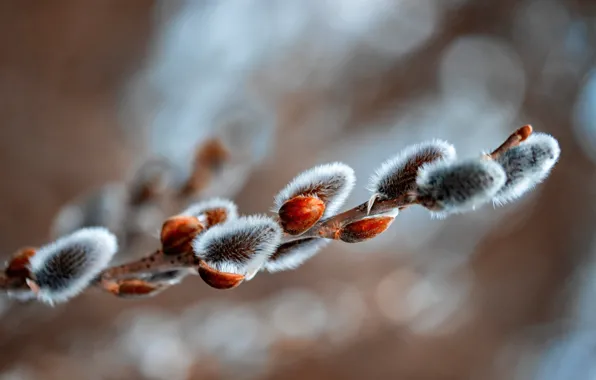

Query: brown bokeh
<box><xmin>1</xmin><ymin>1</ymin><xmax>595</xmax><ymax>379</ymax></box>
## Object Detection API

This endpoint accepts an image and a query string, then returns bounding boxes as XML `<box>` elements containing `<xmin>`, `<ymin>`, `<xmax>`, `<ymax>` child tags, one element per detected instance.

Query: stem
<box><xmin>489</xmin><ymin>125</ymin><xmax>533</xmax><ymax>159</ymax></box>
<box><xmin>282</xmin><ymin>194</ymin><xmax>412</xmax><ymax>243</ymax></box>
<box><xmin>97</xmin><ymin>249</ymin><xmax>198</xmax><ymax>281</ymax></box>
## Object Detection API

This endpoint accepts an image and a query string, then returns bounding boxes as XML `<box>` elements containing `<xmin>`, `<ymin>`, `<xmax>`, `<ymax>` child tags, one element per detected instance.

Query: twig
<box><xmin>488</xmin><ymin>125</ymin><xmax>532</xmax><ymax>159</ymax></box>
<box><xmin>284</xmin><ymin>195</ymin><xmax>412</xmax><ymax>242</ymax></box>
<box><xmin>1</xmin><ymin>125</ymin><xmax>562</xmax><ymax>303</ymax></box>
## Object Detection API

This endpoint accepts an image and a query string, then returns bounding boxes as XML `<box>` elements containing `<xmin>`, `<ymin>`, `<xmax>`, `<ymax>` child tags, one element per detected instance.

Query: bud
<box><xmin>274</xmin><ymin>162</ymin><xmax>355</xmax><ymax>217</ymax></box>
<box><xmin>192</xmin><ymin>215</ymin><xmax>282</xmax><ymax>277</ymax></box>
<box><xmin>160</xmin><ymin>215</ymin><xmax>204</xmax><ymax>255</ymax></box>
<box><xmin>195</xmin><ymin>138</ymin><xmax>230</xmax><ymax>171</ymax></box>
<box><xmin>492</xmin><ymin>132</ymin><xmax>560</xmax><ymax>206</ymax></box>
<box><xmin>114</xmin><ymin>279</ymin><xmax>165</xmax><ymax>298</ymax></box>
<box><xmin>263</xmin><ymin>238</ymin><xmax>329</xmax><ymax>273</ymax></box>
<box><xmin>278</xmin><ymin>196</ymin><xmax>325</xmax><ymax>235</ymax></box>
<box><xmin>198</xmin><ymin>260</ymin><xmax>245</xmax><ymax>289</ymax></box>
<box><xmin>339</xmin><ymin>214</ymin><xmax>396</xmax><ymax>243</ymax></box>
<box><xmin>416</xmin><ymin>158</ymin><xmax>506</xmax><ymax>217</ymax></box>
<box><xmin>180</xmin><ymin>138</ymin><xmax>230</xmax><ymax>196</ymax></box>
<box><xmin>181</xmin><ymin>197</ymin><xmax>238</xmax><ymax>228</ymax></box>
<box><xmin>28</xmin><ymin>227</ymin><xmax>118</xmax><ymax>305</ymax></box>
<box><xmin>129</xmin><ymin>159</ymin><xmax>172</xmax><ymax>205</ymax></box>
<box><xmin>368</xmin><ymin>140</ymin><xmax>456</xmax><ymax>200</ymax></box>
<box><xmin>5</xmin><ymin>247</ymin><xmax>37</xmax><ymax>278</ymax></box>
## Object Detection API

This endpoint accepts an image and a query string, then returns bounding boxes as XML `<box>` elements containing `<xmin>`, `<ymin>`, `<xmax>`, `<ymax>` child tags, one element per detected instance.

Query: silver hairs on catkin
<box><xmin>416</xmin><ymin>158</ymin><xmax>507</xmax><ymax>217</ymax></box>
<box><xmin>273</xmin><ymin>162</ymin><xmax>355</xmax><ymax>217</ymax></box>
<box><xmin>263</xmin><ymin>238</ymin><xmax>330</xmax><ymax>273</ymax></box>
<box><xmin>368</xmin><ymin>140</ymin><xmax>456</xmax><ymax>200</ymax></box>
<box><xmin>28</xmin><ymin>227</ymin><xmax>118</xmax><ymax>305</ymax></box>
<box><xmin>192</xmin><ymin>215</ymin><xmax>282</xmax><ymax>276</ymax></box>
<box><xmin>493</xmin><ymin>133</ymin><xmax>560</xmax><ymax>206</ymax></box>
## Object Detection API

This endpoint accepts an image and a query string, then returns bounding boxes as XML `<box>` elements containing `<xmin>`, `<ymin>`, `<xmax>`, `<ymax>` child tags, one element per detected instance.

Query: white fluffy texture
<box><xmin>263</xmin><ymin>239</ymin><xmax>330</xmax><ymax>273</ymax></box>
<box><xmin>417</xmin><ymin>158</ymin><xmax>506</xmax><ymax>218</ymax></box>
<box><xmin>29</xmin><ymin>227</ymin><xmax>118</xmax><ymax>305</ymax></box>
<box><xmin>273</xmin><ymin>162</ymin><xmax>355</xmax><ymax>217</ymax></box>
<box><xmin>493</xmin><ymin>132</ymin><xmax>561</xmax><ymax>206</ymax></box>
<box><xmin>367</xmin><ymin>139</ymin><xmax>456</xmax><ymax>198</ymax></box>
<box><xmin>192</xmin><ymin>215</ymin><xmax>282</xmax><ymax>275</ymax></box>
<box><xmin>180</xmin><ymin>197</ymin><xmax>239</xmax><ymax>222</ymax></box>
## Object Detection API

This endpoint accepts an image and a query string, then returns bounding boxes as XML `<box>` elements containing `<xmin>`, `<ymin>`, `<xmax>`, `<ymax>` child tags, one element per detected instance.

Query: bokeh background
<box><xmin>1</xmin><ymin>1</ymin><xmax>596</xmax><ymax>379</ymax></box>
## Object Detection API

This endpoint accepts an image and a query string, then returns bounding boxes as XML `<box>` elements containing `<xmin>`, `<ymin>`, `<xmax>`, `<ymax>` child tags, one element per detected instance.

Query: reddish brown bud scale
<box><xmin>278</xmin><ymin>196</ymin><xmax>325</xmax><ymax>235</ymax></box>
<box><xmin>198</xmin><ymin>260</ymin><xmax>244</xmax><ymax>290</ymax></box>
<box><xmin>129</xmin><ymin>160</ymin><xmax>170</xmax><ymax>206</ymax></box>
<box><xmin>518</xmin><ymin>125</ymin><xmax>533</xmax><ymax>142</ymax></box>
<box><xmin>117</xmin><ymin>279</ymin><xmax>162</xmax><ymax>297</ymax></box>
<box><xmin>489</xmin><ymin>125</ymin><xmax>534</xmax><ymax>159</ymax></box>
<box><xmin>161</xmin><ymin>215</ymin><xmax>204</xmax><ymax>255</ymax></box>
<box><xmin>339</xmin><ymin>216</ymin><xmax>395</xmax><ymax>243</ymax></box>
<box><xmin>180</xmin><ymin>138</ymin><xmax>230</xmax><ymax>197</ymax></box>
<box><xmin>6</xmin><ymin>247</ymin><xmax>37</xmax><ymax>278</ymax></box>
<box><xmin>204</xmin><ymin>208</ymin><xmax>230</xmax><ymax>227</ymax></box>
<box><xmin>197</xmin><ymin>138</ymin><xmax>230</xmax><ymax>171</ymax></box>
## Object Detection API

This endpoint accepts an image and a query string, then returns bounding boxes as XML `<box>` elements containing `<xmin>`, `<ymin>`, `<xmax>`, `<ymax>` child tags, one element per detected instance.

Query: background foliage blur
<box><xmin>0</xmin><ymin>1</ymin><xmax>595</xmax><ymax>379</ymax></box>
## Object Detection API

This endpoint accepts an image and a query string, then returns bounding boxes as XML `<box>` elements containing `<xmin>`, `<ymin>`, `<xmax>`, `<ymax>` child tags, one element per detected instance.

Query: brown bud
<box><xmin>116</xmin><ymin>279</ymin><xmax>164</xmax><ymax>298</ymax></box>
<box><xmin>518</xmin><ymin>124</ymin><xmax>533</xmax><ymax>141</ymax></box>
<box><xmin>161</xmin><ymin>215</ymin><xmax>204</xmax><ymax>255</ymax></box>
<box><xmin>6</xmin><ymin>247</ymin><xmax>37</xmax><ymax>278</ymax></box>
<box><xmin>204</xmin><ymin>208</ymin><xmax>230</xmax><ymax>227</ymax></box>
<box><xmin>198</xmin><ymin>260</ymin><xmax>244</xmax><ymax>290</ymax></box>
<box><xmin>339</xmin><ymin>216</ymin><xmax>395</xmax><ymax>243</ymax></box>
<box><xmin>180</xmin><ymin>138</ymin><xmax>230</xmax><ymax>197</ymax></box>
<box><xmin>488</xmin><ymin>125</ymin><xmax>534</xmax><ymax>160</ymax></box>
<box><xmin>278</xmin><ymin>196</ymin><xmax>325</xmax><ymax>235</ymax></box>
<box><xmin>129</xmin><ymin>159</ymin><xmax>171</xmax><ymax>206</ymax></box>
<box><xmin>197</xmin><ymin>138</ymin><xmax>230</xmax><ymax>171</ymax></box>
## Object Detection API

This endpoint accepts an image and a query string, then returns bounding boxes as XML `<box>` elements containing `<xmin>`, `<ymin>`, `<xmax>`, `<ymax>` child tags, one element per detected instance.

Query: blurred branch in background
<box><xmin>0</xmin><ymin>0</ymin><xmax>595</xmax><ymax>379</ymax></box>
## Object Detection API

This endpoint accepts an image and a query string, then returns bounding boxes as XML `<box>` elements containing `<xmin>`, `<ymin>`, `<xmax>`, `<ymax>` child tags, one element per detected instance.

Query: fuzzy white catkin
<box><xmin>192</xmin><ymin>215</ymin><xmax>282</xmax><ymax>276</ymax></box>
<box><xmin>263</xmin><ymin>238</ymin><xmax>330</xmax><ymax>273</ymax></box>
<box><xmin>416</xmin><ymin>158</ymin><xmax>507</xmax><ymax>217</ymax></box>
<box><xmin>28</xmin><ymin>227</ymin><xmax>118</xmax><ymax>305</ymax></box>
<box><xmin>368</xmin><ymin>139</ymin><xmax>456</xmax><ymax>199</ymax></box>
<box><xmin>273</xmin><ymin>162</ymin><xmax>355</xmax><ymax>217</ymax></box>
<box><xmin>180</xmin><ymin>197</ymin><xmax>239</xmax><ymax>222</ymax></box>
<box><xmin>492</xmin><ymin>132</ymin><xmax>560</xmax><ymax>206</ymax></box>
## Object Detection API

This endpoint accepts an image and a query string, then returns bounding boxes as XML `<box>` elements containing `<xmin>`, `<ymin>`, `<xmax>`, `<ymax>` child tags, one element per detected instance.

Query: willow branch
<box><xmin>283</xmin><ymin>194</ymin><xmax>413</xmax><ymax>242</ymax></box>
<box><xmin>488</xmin><ymin>124</ymin><xmax>532</xmax><ymax>159</ymax></box>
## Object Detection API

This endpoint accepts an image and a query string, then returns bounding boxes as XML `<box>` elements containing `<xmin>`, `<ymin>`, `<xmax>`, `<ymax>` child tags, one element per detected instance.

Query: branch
<box><xmin>488</xmin><ymin>124</ymin><xmax>533</xmax><ymax>159</ymax></box>
<box><xmin>1</xmin><ymin>125</ymin><xmax>562</xmax><ymax>305</ymax></box>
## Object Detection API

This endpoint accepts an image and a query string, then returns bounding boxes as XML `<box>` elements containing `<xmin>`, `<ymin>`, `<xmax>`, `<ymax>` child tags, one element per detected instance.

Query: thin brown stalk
<box><xmin>488</xmin><ymin>125</ymin><xmax>532</xmax><ymax>159</ymax></box>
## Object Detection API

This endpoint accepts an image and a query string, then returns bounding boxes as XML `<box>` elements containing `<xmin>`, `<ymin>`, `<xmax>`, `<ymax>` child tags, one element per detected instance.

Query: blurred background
<box><xmin>0</xmin><ymin>0</ymin><xmax>595</xmax><ymax>379</ymax></box>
